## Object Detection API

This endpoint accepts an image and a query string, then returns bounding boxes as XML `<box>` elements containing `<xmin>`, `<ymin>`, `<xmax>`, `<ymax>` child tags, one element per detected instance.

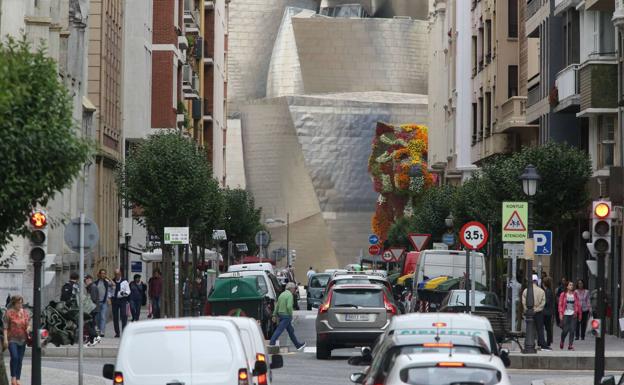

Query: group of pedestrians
<box><xmin>522</xmin><ymin>274</ymin><xmax>592</xmax><ymax>351</ymax></box>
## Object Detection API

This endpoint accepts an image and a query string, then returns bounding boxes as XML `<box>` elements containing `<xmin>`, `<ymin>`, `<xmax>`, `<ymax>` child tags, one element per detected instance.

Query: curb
<box><xmin>509</xmin><ymin>353</ymin><xmax>624</xmax><ymax>370</ymax></box>
<box><xmin>24</xmin><ymin>346</ymin><xmax>118</xmax><ymax>359</ymax></box>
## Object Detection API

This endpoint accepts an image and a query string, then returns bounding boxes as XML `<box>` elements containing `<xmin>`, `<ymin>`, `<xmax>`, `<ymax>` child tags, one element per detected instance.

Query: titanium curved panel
<box><xmin>266</xmin><ymin>8</ymin><xmax>316</xmax><ymax>98</ymax></box>
<box><xmin>292</xmin><ymin>17</ymin><xmax>429</xmax><ymax>95</ymax></box>
<box><xmin>227</xmin><ymin>0</ymin><xmax>319</xmax><ymax>115</ymax></box>
<box><xmin>377</xmin><ymin>0</ymin><xmax>429</xmax><ymax>19</ymax></box>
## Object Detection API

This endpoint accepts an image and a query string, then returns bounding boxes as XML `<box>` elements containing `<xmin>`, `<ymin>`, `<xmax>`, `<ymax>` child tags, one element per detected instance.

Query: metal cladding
<box><xmin>319</xmin><ymin>0</ymin><xmax>428</xmax><ymax>19</ymax></box>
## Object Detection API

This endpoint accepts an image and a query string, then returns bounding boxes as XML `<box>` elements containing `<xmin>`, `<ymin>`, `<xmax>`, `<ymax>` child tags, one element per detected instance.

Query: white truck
<box><xmin>409</xmin><ymin>249</ymin><xmax>487</xmax><ymax>313</ymax></box>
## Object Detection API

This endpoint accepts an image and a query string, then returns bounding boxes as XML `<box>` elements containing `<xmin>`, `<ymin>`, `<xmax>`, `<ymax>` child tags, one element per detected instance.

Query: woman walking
<box><xmin>558</xmin><ymin>281</ymin><xmax>581</xmax><ymax>350</ymax></box>
<box><xmin>2</xmin><ymin>295</ymin><xmax>31</xmax><ymax>385</ymax></box>
<box><xmin>542</xmin><ymin>277</ymin><xmax>556</xmax><ymax>348</ymax></box>
<box><xmin>575</xmin><ymin>279</ymin><xmax>591</xmax><ymax>340</ymax></box>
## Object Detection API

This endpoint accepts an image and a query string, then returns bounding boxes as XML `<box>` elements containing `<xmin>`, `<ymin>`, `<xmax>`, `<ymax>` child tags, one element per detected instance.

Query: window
<box><xmin>478</xmin><ymin>27</ymin><xmax>484</xmax><ymax>70</ymax></box>
<box><xmin>478</xmin><ymin>96</ymin><xmax>484</xmax><ymax>138</ymax></box>
<box><xmin>598</xmin><ymin>116</ymin><xmax>615</xmax><ymax>169</ymax></box>
<box><xmin>508</xmin><ymin>0</ymin><xmax>518</xmax><ymax>38</ymax></box>
<box><xmin>485</xmin><ymin>92</ymin><xmax>491</xmax><ymax>136</ymax></box>
<box><xmin>485</xmin><ymin>20</ymin><xmax>492</xmax><ymax>62</ymax></box>
<box><xmin>472</xmin><ymin>36</ymin><xmax>478</xmax><ymax>76</ymax></box>
<box><xmin>508</xmin><ymin>65</ymin><xmax>518</xmax><ymax>98</ymax></box>
<box><xmin>331</xmin><ymin>289</ymin><xmax>383</xmax><ymax>308</ymax></box>
<box><xmin>472</xmin><ymin>103</ymin><xmax>478</xmax><ymax>144</ymax></box>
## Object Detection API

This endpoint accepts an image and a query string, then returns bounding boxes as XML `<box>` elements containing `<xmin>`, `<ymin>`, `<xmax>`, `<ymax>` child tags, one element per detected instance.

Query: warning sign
<box><xmin>502</xmin><ymin>202</ymin><xmax>528</xmax><ymax>242</ymax></box>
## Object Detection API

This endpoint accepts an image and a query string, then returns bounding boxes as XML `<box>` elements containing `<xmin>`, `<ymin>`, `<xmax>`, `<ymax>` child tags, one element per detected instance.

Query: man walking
<box><xmin>522</xmin><ymin>274</ymin><xmax>549</xmax><ymax>350</ymax></box>
<box><xmin>306</xmin><ymin>267</ymin><xmax>316</xmax><ymax>283</ymax></box>
<box><xmin>60</xmin><ymin>272</ymin><xmax>80</xmax><ymax>303</ymax></box>
<box><xmin>129</xmin><ymin>274</ymin><xmax>146</xmax><ymax>322</ymax></box>
<box><xmin>269</xmin><ymin>282</ymin><xmax>306</xmax><ymax>350</ymax></box>
<box><xmin>148</xmin><ymin>269</ymin><xmax>162</xmax><ymax>319</ymax></box>
<box><xmin>111</xmin><ymin>269</ymin><xmax>130</xmax><ymax>337</ymax></box>
<box><xmin>84</xmin><ymin>275</ymin><xmax>101</xmax><ymax>346</ymax></box>
<box><xmin>94</xmin><ymin>269</ymin><xmax>112</xmax><ymax>337</ymax></box>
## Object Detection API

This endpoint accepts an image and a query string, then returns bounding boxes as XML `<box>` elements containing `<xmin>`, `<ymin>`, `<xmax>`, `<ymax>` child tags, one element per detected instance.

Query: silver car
<box><xmin>315</xmin><ymin>283</ymin><xmax>397</xmax><ymax>359</ymax></box>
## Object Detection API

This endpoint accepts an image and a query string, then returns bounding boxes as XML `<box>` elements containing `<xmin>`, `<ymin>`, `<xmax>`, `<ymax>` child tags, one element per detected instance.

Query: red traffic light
<box><xmin>594</xmin><ymin>203</ymin><xmax>610</xmax><ymax>219</ymax></box>
<box><xmin>29</xmin><ymin>211</ymin><xmax>47</xmax><ymax>229</ymax></box>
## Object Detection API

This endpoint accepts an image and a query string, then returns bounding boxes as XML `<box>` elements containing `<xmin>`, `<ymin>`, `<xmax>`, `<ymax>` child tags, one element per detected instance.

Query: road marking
<box><xmin>305</xmin><ymin>314</ymin><xmax>317</xmax><ymax>319</ymax></box>
<box><xmin>303</xmin><ymin>347</ymin><xmax>316</xmax><ymax>353</ymax></box>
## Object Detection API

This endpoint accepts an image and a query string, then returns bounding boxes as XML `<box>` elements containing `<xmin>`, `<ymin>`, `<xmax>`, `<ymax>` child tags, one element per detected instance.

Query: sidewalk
<box><xmin>2</xmin><ymin>363</ymin><xmax>106</xmax><ymax>385</ymax></box>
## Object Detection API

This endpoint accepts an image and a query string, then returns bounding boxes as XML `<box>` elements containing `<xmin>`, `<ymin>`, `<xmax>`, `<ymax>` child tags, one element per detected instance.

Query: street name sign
<box><xmin>164</xmin><ymin>227</ymin><xmax>189</xmax><ymax>245</ymax></box>
<box><xmin>533</xmin><ymin>230</ymin><xmax>552</xmax><ymax>255</ymax></box>
<box><xmin>369</xmin><ymin>234</ymin><xmax>379</xmax><ymax>245</ymax></box>
<box><xmin>408</xmin><ymin>233</ymin><xmax>431</xmax><ymax>251</ymax></box>
<box><xmin>502</xmin><ymin>202</ymin><xmax>528</xmax><ymax>242</ymax></box>
<box><xmin>459</xmin><ymin>221</ymin><xmax>488</xmax><ymax>250</ymax></box>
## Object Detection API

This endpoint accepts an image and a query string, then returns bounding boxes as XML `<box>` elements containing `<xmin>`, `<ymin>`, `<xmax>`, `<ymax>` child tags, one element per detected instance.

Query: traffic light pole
<box><xmin>32</xmin><ymin>259</ymin><xmax>42</xmax><ymax>385</ymax></box>
<box><xmin>594</xmin><ymin>252</ymin><xmax>606</xmax><ymax>385</ymax></box>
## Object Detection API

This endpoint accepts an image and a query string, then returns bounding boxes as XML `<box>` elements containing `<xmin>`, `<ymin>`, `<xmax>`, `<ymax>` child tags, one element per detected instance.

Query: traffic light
<box><xmin>591</xmin><ymin>319</ymin><xmax>601</xmax><ymax>337</ymax></box>
<box><xmin>28</xmin><ymin>211</ymin><xmax>48</xmax><ymax>263</ymax></box>
<box><xmin>592</xmin><ymin>201</ymin><xmax>612</xmax><ymax>255</ymax></box>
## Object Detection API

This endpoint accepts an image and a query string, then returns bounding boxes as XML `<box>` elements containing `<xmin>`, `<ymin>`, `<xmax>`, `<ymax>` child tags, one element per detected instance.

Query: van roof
<box><xmin>228</xmin><ymin>263</ymin><xmax>274</xmax><ymax>272</ymax></box>
<box><xmin>121</xmin><ymin>317</ymin><xmax>243</xmax><ymax>333</ymax></box>
<box><xmin>389</xmin><ymin>313</ymin><xmax>493</xmax><ymax>332</ymax></box>
<box><xmin>421</xmin><ymin>250</ymin><xmax>484</xmax><ymax>257</ymax></box>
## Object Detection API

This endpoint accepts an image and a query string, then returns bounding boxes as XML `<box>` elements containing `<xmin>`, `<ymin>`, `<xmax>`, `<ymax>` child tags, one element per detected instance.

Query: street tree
<box><xmin>220</xmin><ymin>188</ymin><xmax>264</xmax><ymax>255</ymax></box>
<box><xmin>118</xmin><ymin>132</ymin><xmax>223</xmax><ymax>316</ymax></box>
<box><xmin>0</xmin><ymin>37</ymin><xmax>91</xmax><ymax>385</ymax></box>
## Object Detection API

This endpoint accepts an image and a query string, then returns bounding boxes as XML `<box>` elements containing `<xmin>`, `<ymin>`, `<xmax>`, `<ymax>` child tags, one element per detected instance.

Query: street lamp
<box><xmin>445</xmin><ymin>213</ymin><xmax>454</xmax><ymax>229</ymax></box>
<box><xmin>520</xmin><ymin>164</ymin><xmax>540</xmax><ymax>354</ymax></box>
<box><xmin>265</xmin><ymin>213</ymin><xmax>290</xmax><ymax>266</ymax></box>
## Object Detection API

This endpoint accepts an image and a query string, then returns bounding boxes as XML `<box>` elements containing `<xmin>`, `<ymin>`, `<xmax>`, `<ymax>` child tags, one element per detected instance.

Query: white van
<box><xmin>218</xmin><ymin>317</ymin><xmax>283</xmax><ymax>385</ymax></box>
<box><xmin>414</xmin><ymin>250</ymin><xmax>486</xmax><ymax>287</ymax></box>
<box><xmin>229</xmin><ymin>263</ymin><xmax>275</xmax><ymax>274</ymax></box>
<box><xmin>102</xmin><ymin>318</ymin><xmax>278</xmax><ymax>385</ymax></box>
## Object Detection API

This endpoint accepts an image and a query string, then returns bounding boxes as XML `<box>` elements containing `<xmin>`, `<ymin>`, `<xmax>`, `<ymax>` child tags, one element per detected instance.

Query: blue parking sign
<box><xmin>533</xmin><ymin>230</ymin><xmax>552</xmax><ymax>256</ymax></box>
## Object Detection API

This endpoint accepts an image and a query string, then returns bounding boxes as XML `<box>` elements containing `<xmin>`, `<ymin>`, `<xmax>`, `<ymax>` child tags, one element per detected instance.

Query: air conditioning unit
<box><xmin>192</xmin><ymin>74</ymin><xmax>200</xmax><ymax>92</ymax></box>
<box><xmin>182</xmin><ymin>64</ymin><xmax>192</xmax><ymax>84</ymax></box>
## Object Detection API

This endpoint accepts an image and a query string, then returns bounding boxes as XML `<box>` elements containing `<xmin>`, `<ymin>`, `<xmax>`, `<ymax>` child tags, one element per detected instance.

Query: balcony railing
<box><xmin>498</xmin><ymin>97</ymin><xmax>532</xmax><ymax>132</ymax></box>
<box><xmin>555</xmin><ymin>64</ymin><xmax>579</xmax><ymax>102</ymax></box>
<box><xmin>526</xmin><ymin>0</ymin><xmax>542</xmax><ymax>21</ymax></box>
<box><xmin>527</xmin><ymin>85</ymin><xmax>541</xmax><ymax>107</ymax></box>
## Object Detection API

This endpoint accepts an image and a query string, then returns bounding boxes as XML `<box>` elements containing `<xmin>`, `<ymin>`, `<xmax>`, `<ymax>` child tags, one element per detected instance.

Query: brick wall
<box><xmin>152</xmin><ymin>51</ymin><xmax>176</xmax><ymax>128</ymax></box>
<box><xmin>153</xmin><ymin>0</ymin><xmax>178</xmax><ymax>45</ymax></box>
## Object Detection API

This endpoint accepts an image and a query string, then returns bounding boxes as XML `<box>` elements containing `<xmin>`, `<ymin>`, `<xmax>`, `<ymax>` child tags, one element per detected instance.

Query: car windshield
<box><xmin>310</xmin><ymin>276</ymin><xmax>330</xmax><ymax>288</ymax></box>
<box><xmin>449</xmin><ymin>292</ymin><xmax>499</xmax><ymax>308</ymax></box>
<box><xmin>400</xmin><ymin>366</ymin><xmax>500</xmax><ymax>385</ymax></box>
<box><xmin>331</xmin><ymin>289</ymin><xmax>383</xmax><ymax>308</ymax></box>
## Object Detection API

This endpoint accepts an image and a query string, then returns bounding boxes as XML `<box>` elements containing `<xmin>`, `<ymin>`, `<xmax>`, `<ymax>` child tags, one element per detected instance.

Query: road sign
<box><xmin>502</xmin><ymin>202</ymin><xmax>528</xmax><ymax>242</ymax></box>
<box><xmin>368</xmin><ymin>244</ymin><xmax>381</xmax><ymax>256</ymax></box>
<box><xmin>254</xmin><ymin>230</ymin><xmax>270</xmax><ymax>247</ymax></box>
<box><xmin>235</xmin><ymin>243</ymin><xmax>249</xmax><ymax>252</ymax></box>
<box><xmin>459</xmin><ymin>221</ymin><xmax>488</xmax><ymax>250</ymax></box>
<box><xmin>408</xmin><ymin>233</ymin><xmax>431</xmax><ymax>251</ymax></box>
<box><xmin>164</xmin><ymin>227</ymin><xmax>189</xmax><ymax>245</ymax></box>
<box><xmin>381</xmin><ymin>250</ymin><xmax>393</xmax><ymax>262</ymax></box>
<box><xmin>64</xmin><ymin>217</ymin><xmax>100</xmax><ymax>252</ymax></box>
<box><xmin>212</xmin><ymin>229</ymin><xmax>227</xmax><ymax>240</ymax></box>
<box><xmin>503</xmin><ymin>243</ymin><xmax>524</xmax><ymax>259</ymax></box>
<box><xmin>442</xmin><ymin>233</ymin><xmax>456</xmax><ymax>246</ymax></box>
<box><xmin>533</xmin><ymin>230</ymin><xmax>552</xmax><ymax>255</ymax></box>
<box><xmin>389</xmin><ymin>247</ymin><xmax>405</xmax><ymax>260</ymax></box>
<box><xmin>369</xmin><ymin>234</ymin><xmax>379</xmax><ymax>245</ymax></box>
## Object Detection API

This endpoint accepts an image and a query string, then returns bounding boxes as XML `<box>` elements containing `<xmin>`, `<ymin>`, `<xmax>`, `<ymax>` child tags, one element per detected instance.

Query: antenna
<box><xmin>449</xmin><ymin>319</ymin><xmax>453</xmax><ymax>357</ymax></box>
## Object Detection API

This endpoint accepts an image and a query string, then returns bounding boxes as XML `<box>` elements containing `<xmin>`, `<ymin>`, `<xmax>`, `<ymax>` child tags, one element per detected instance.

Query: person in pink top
<box><xmin>558</xmin><ymin>281</ymin><xmax>582</xmax><ymax>350</ymax></box>
<box><xmin>575</xmin><ymin>279</ymin><xmax>591</xmax><ymax>340</ymax></box>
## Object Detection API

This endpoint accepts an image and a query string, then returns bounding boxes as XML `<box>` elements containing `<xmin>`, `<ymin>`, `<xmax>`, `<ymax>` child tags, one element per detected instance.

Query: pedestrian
<box><xmin>60</xmin><ymin>272</ymin><xmax>80</xmax><ymax>304</ymax></box>
<box><xmin>558</xmin><ymin>280</ymin><xmax>582</xmax><ymax>350</ymax></box>
<box><xmin>129</xmin><ymin>274</ymin><xmax>146</xmax><ymax>322</ymax></box>
<box><xmin>148</xmin><ymin>269</ymin><xmax>163</xmax><ymax>319</ymax></box>
<box><xmin>94</xmin><ymin>269</ymin><xmax>112</xmax><ymax>337</ymax></box>
<box><xmin>2</xmin><ymin>295</ymin><xmax>31</xmax><ymax>385</ymax></box>
<box><xmin>306</xmin><ymin>266</ymin><xmax>316</xmax><ymax>283</ymax></box>
<box><xmin>555</xmin><ymin>277</ymin><xmax>567</xmax><ymax>326</ymax></box>
<box><xmin>575</xmin><ymin>279</ymin><xmax>591</xmax><ymax>340</ymax></box>
<box><xmin>84</xmin><ymin>275</ymin><xmax>102</xmax><ymax>346</ymax></box>
<box><xmin>542</xmin><ymin>277</ymin><xmax>556</xmax><ymax>348</ymax></box>
<box><xmin>111</xmin><ymin>268</ymin><xmax>130</xmax><ymax>337</ymax></box>
<box><xmin>269</xmin><ymin>282</ymin><xmax>306</xmax><ymax>351</ymax></box>
<box><xmin>522</xmin><ymin>274</ymin><xmax>549</xmax><ymax>350</ymax></box>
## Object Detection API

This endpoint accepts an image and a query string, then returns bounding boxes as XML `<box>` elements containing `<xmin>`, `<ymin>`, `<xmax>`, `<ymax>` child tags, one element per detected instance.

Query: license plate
<box><xmin>345</xmin><ymin>314</ymin><xmax>369</xmax><ymax>321</ymax></box>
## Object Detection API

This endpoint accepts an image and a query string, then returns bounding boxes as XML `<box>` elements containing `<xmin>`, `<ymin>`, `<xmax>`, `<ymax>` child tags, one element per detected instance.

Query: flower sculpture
<box><xmin>368</xmin><ymin>122</ymin><xmax>435</xmax><ymax>241</ymax></box>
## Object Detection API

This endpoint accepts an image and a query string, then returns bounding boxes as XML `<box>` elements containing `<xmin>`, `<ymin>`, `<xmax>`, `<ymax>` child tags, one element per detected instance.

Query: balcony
<box><xmin>614</xmin><ymin>0</ymin><xmax>624</xmax><ymax>30</ymax></box>
<box><xmin>578</xmin><ymin>56</ymin><xmax>618</xmax><ymax>116</ymax></box>
<box><xmin>497</xmin><ymin>97</ymin><xmax>537</xmax><ymax>133</ymax></box>
<box><xmin>527</xmin><ymin>85</ymin><xmax>541</xmax><ymax>108</ymax></box>
<box><xmin>526</xmin><ymin>0</ymin><xmax>548</xmax><ymax>37</ymax></box>
<box><xmin>586</xmin><ymin>0</ymin><xmax>615</xmax><ymax>12</ymax></box>
<box><xmin>526</xmin><ymin>0</ymin><xmax>541</xmax><ymax>20</ymax></box>
<box><xmin>554</xmin><ymin>0</ymin><xmax>581</xmax><ymax>16</ymax></box>
<box><xmin>471</xmin><ymin>133</ymin><xmax>512</xmax><ymax>164</ymax></box>
<box><xmin>553</xmin><ymin>64</ymin><xmax>580</xmax><ymax>112</ymax></box>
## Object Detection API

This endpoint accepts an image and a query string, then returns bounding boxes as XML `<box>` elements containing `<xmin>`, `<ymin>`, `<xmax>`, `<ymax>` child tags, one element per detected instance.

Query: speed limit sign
<box><xmin>459</xmin><ymin>221</ymin><xmax>488</xmax><ymax>250</ymax></box>
<box><xmin>381</xmin><ymin>250</ymin><xmax>393</xmax><ymax>262</ymax></box>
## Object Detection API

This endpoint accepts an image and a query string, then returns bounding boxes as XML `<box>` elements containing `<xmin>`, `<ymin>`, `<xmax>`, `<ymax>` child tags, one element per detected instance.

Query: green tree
<box><xmin>118</xmin><ymin>133</ymin><xmax>223</xmax><ymax>316</ymax></box>
<box><xmin>0</xmin><ymin>37</ymin><xmax>91</xmax><ymax>385</ymax></box>
<box><xmin>220</xmin><ymin>189</ymin><xmax>264</xmax><ymax>254</ymax></box>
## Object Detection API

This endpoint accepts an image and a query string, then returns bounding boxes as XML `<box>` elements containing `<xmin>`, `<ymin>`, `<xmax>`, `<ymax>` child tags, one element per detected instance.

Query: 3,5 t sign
<box><xmin>460</xmin><ymin>221</ymin><xmax>489</xmax><ymax>250</ymax></box>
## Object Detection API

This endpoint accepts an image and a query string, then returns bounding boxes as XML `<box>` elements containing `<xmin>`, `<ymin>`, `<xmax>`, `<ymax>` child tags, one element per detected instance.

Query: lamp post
<box><xmin>520</xmin><ymin>164</ymin><xmax>540</xmax><ymax>354</ymax></box>
<box><xmin>265</xmin><ymin>213</ymin><xmax>290</xmax><ymax>266</ymax></box>
<box><xmin>445</xmin><ymin>213</ymin><xmax>454</xmax><ymax>229</ymax></box>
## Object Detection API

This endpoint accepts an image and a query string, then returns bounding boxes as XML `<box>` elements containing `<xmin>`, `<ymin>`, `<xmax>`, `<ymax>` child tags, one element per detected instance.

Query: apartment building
<box><xmin>471</xmin><ymin>0</ymin><xmax>538</xmax><ymax>163</ymax></box>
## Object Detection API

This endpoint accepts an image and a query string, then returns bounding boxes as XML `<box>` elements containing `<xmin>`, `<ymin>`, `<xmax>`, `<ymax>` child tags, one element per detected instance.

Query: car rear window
<box><xmin>399</xmin><ymin>345</ymin><xmax>486</xmax><ymax>355</ymax></box>
<box><xmin>331</xmin><ymin>289</ymin><xmax>383</xmax><ymax>308</ymax></box>
<box><xmin>310</xmin><ymin>276</ymin><xmax>330</xmax><ymax>288</ymax></box>
<box><xmin>333</xmin><ymin>278</ymin><xmax>371</xmax><ymax>286</ymax></box>
<box><xmin>400</xmin><ymin>367</ymin><xmax>500</xmax><ymax>385</ymax></box>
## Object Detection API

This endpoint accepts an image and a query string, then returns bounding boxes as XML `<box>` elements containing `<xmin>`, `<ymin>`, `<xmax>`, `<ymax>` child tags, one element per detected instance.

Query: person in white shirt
<box><xmin>306</xmin><ymin>267</ymin><xmax>316</xmax><ymax>283</ymax></box>
<box><xmin>111</xmin><ymin>268</ymin><xmax>131</xmax><ymax>338</ymax></box>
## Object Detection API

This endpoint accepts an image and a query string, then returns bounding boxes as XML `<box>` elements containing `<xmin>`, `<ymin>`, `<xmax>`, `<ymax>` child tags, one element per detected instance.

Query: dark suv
<box><xmin>315</xmin><ymin>284</ymin><xmax>398</xmax><ymax>359</ymax></box>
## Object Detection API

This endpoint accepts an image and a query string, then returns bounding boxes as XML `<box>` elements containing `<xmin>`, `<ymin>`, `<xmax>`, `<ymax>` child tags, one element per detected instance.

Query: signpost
<box><xmin>164</xmin><ymin>227</ymin><xmax>189</xmax><ymax>318</ymax></box>
<box><xmin>459</xmin><ymin>221</ymin><xmax>488</xmax><ymax>313</ymax></box>
<box><xmin>502</xmin><ymin>202</ymin><xmax>528</xmax><ymax>242</ymax></box>
<box><xmin>503</xmin><ymin>243</ymin><xmax>523</xmax><ymax>332</ymax></box>
<box><xmin>408</xmin><ymin>233</ymin><xmax>431</xmax><ymax>252</ymax></box>
<box><xmin>389</xmin><ymin>247</ymin><xmax>406</xmax><ymax>262</ymax></box>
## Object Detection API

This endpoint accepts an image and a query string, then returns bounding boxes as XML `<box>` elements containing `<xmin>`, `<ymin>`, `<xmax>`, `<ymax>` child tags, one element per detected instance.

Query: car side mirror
<box><xmin>601</xmin><ymin>376</ymin><xmax>616</xmax><ymax>385</ymax></box>
<box><xmin>270</xmin><ymin>354</ymin><xmax>284</xmax><ymax>369</ymax></box>
<box><xmin>102</xmin><ymin>364</ymin><xmax>115</xmax><ymax>380</ymax></box>
<box><xmin>350</xmin><ymin>372</ymin><xmax>366</xmax><ymax>384</ymax></box>
<box><xmin>499</xmin><ymin>348</ymin><xmax>511</xmax><ymax>368</ymax></box>
<box><xmin>253</xmin><ymin>360</ymin><xmax>268</xmax><ymax>376</ymax></box>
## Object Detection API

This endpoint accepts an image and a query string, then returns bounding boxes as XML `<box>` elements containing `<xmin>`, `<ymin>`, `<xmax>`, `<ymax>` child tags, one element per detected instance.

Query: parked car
<box><xmin>315</xmin><ymin>283</ymin><xmax>398</xmax><ymax>359</ymax></box>
<box><xmin>438</xmin><ymin>290</ymin><xmax>507</xmax><ymax>342</ymax></box>
<box><xmin>102</xmin><ymin>318</ymin><xmax>278</xmax><ymax>385</ymax></box>
<box><xmin>325</xmin><ymin>272</ymin><xmax>393</xmax><ymax>296</ymax></box>
<box><xmin>306</xmin><ymin>273</ymin><xmax>331</xmax><ymax>310</ymax></box>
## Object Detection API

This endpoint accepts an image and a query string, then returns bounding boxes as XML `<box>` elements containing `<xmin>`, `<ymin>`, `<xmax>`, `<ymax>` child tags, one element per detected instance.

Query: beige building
<box><xmin>88</xmin><ymin>0</ymin><xmax>124</xmax><ymax>275</ymax></box>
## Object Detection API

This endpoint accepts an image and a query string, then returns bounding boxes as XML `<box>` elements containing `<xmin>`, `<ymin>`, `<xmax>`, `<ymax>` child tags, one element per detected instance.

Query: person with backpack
<box><xmin>129</xmin><ymin>274</ymin><xmax>146</xmax><ymax>322</ymax></box>
<box><xmin>60</xmin><ymin>272</ymin><xmax>80</xmax><ymax>304</ymax></box>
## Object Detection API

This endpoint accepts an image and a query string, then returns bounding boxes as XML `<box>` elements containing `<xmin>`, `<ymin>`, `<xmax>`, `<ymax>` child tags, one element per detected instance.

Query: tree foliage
<box><xmin>0</xmin><ymin>37</ymin><xmax>91</xmax><ymax>265</ymax></box>
<box><xmin>220</xmin><ymin>189</ymin><xmax>264</xmax><ymax>252</ymax></box>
